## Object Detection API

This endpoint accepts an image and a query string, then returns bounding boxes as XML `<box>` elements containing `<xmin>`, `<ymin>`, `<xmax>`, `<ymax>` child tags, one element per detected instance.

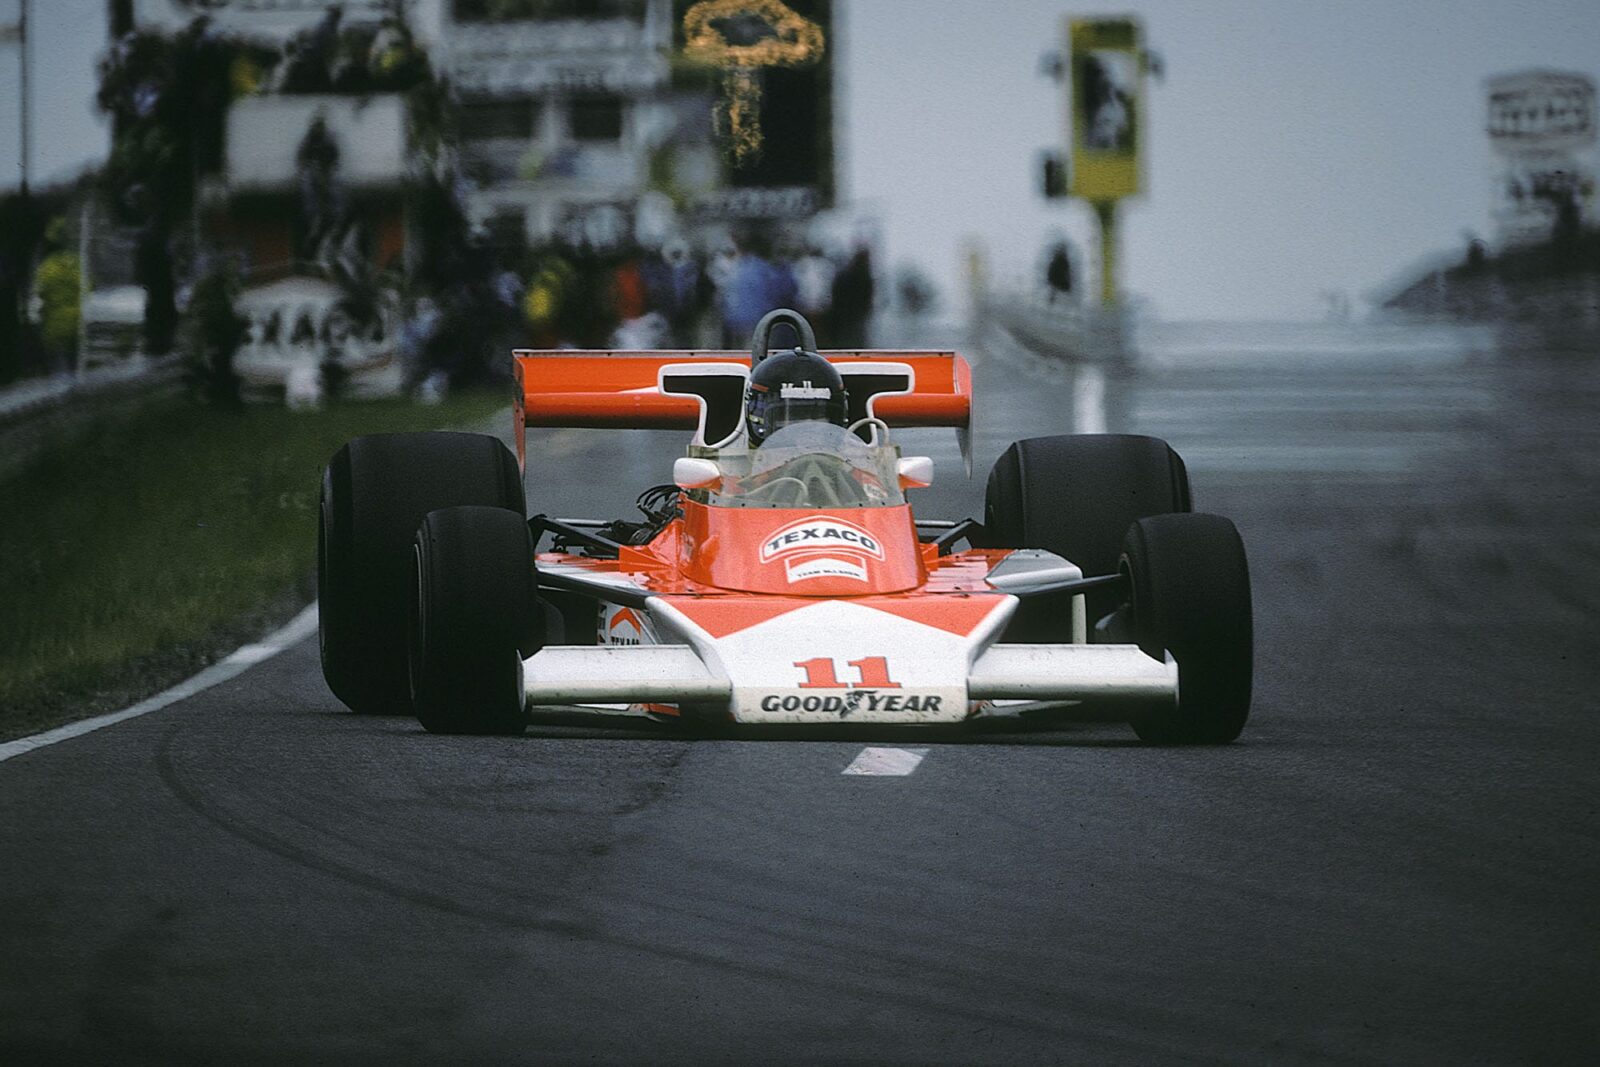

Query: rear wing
<box><xmin>512</xmin><ymin>348</ymin><xmax>973</xmax><ymax>468</ymax></box>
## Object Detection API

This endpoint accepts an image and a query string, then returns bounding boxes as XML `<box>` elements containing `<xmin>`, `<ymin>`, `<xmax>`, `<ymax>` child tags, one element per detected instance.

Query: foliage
<box><xmin>0</xmin><ymin>389</ymin><xmax>508</xmax><ymax>741</ymax></box>
<box><xmin>183</xmin><ymin>260</ymin><xmax>249</xmax><ymax>406</ymax></box>
<box><xmin>405</xmin><ymin>75</ymin><xmax>457</xmax><ymax>175</ymax></box>
<box><xmin>98</xmin><ymin>24</ymin><xmax>245</xmax><ymax>226</ymax></box>
<box><xmin>35</xmin><ymin>252</ymin><xmax>82</xmax><ymax>358</ymax></box>
<box><xmin>453</xmin><ymin>0</ymin><xmax>647</xmax><ymax>21</ymax></box>
<box><xmin>276</xmin><ymin>9</ymin><xmax>431</xmax><ymax>96</ymax></box>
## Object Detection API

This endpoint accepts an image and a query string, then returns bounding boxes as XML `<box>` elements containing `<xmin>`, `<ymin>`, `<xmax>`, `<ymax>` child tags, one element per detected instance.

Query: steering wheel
<box><xmin>789</xmin><ymin>453</ymin><xmax>872</xmax><ymax>507</ymax></box>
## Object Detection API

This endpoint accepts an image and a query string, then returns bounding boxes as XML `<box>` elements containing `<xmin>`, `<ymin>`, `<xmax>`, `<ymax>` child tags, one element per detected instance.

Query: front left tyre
<box><xmin>409</xmin><ymin>505</ymin><xmax>540</xmax><ymax>736</ymax></box>
<box><xmin>319</xmin><ymin>432</ymin><xmax>525</xmax><ymax>715</ymax></box>
<box><xmin>1121</xmin><ymin>512</ymin><xmax>1253</xmax><ymax>744</ymax></box>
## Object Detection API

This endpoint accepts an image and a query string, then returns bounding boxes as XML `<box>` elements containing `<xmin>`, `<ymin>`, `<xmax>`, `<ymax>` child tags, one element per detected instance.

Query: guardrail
<box><xmin>978</xmin><ymin>295</ymin><xmax>1133</xmax><ymax>363</ymax></box>
<box><xmin>0</xmin><ymin>355</ymin><xmax>186</xmax><ymax>481</ymax></box>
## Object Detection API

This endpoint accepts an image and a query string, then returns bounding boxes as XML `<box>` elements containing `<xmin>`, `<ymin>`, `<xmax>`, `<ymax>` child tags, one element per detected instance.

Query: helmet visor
<box><xmin>747</xmin><ymin>392</ymin><xmax>848</xmax><ymax>443</ymax></box>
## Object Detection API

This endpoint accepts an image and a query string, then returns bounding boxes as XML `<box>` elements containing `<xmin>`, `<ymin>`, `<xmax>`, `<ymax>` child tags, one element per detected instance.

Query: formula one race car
<box><xmin>317</xmin><ymin>310</ymin><xmax>1251</xmax><ymax>743</ymax></box>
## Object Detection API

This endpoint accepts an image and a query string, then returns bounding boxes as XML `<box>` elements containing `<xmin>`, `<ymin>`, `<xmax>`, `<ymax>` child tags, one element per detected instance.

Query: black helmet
<box><xmin>745</xmin><ymin>346</ymin><xmax>849</xmax><ymax>445</ymax></box>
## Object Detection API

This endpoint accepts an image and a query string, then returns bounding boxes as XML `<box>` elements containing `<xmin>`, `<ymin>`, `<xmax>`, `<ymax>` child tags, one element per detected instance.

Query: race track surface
<box><xmin>2</xmin><ymin>317</ymin><xmax>1596</xmax><ymax>1063</ymax></box>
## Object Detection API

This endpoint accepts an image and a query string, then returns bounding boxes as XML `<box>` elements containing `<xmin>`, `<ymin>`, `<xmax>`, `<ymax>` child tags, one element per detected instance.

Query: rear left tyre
<box><xmin>1121</xmin><ymin>512</ymin><xmax>1253</xmax><ymax>744</ymax></box>
<box><xmin>409</xmin><ymin>505</ymin><xmax>540</xmax><ymax>736</ymax></box>
<box><xmin>983</xmin><ymin>433</ymin><xmax>1191</xmax><ymax>639</ymax></box>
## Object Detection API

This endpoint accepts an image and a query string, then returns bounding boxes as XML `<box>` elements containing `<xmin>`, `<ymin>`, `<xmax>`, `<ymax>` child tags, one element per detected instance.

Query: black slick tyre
<box><xmin>409</xmin><ymin>506</ymin><xmax>539</xmax><ymax>736</ymax></box>
<box><xmin>318</xmin><ymin>432</ymin><xmax>524</xmax><ymax>715</ymax></box>
<box><xmin>1121</xmin><ymin>513</ymin><xmax>1253</xmax><ymax>744</ymax></box>
<box><xmin>984</xmin><ymin>434</ymin><xmax>1191</xmax><ymax>638</ymax></box>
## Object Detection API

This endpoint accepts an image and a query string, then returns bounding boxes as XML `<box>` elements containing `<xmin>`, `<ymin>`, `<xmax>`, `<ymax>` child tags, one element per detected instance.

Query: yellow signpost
<box><xmin>1067</xmin><ymin>16</ymin><xmax>1144</xmax><ymax>306</ymax></box>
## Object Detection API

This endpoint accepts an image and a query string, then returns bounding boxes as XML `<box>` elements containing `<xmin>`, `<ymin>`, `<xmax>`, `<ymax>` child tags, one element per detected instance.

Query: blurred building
<box><xmin>445</xmin><ymin>0</ymin><xmax>683</xmax><ymax>250</ymax></box>
<box><xmin>1486</xmin><ymin>70</ymin><xmax>1596</xmax><ymax>249</ymax></box>
<box><xmin>443</xmin><ymin>0</ymin><xmax>835</xmax><ymax>252</ymax></box>
<box><xmin>119</xmin><ymin>0</ymin><xmax>834</xmax><ymax>261</ymax></box>
<box><xmin>123</xmin><ymin>0</ymin><xmax>422</xmax><ymax>275</ymax></box>
<box><xmin>3</xmin><ymin>0</ymin><xmax>838</xmax><ymax>384</ymax></box>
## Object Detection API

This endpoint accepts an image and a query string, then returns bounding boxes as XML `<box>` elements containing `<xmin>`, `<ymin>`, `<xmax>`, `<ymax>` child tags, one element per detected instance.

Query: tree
<box><xmin>0</xmin><ymin>193</ymin><xmax>45</xmax><ymax>383</ymax></box>
<box><xmin>97</xmin><ymin>21</ymin><xmax>241</xmax><ymax>355</ymax></box>
<box><xmin>184</xmin><ymin>261</ymin><xmax>248</xmax><ymax>408</ymax></box>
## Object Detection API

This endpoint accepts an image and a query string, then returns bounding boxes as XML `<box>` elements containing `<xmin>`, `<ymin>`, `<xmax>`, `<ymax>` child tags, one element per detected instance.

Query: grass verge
<box><xmin>0</xmin><ymin>390</ymin><xmax>509</xmax><ymax>741</ymax></box>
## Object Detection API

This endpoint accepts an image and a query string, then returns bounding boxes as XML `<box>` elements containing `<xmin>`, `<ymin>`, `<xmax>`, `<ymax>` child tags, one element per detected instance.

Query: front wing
<box><xmin>520</xmin><ymin>595</ymin><xmax>1177</xmax><ymax>725</ymax></box>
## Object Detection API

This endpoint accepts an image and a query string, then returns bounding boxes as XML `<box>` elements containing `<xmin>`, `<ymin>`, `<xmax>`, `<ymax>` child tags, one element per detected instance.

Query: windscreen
<box><xmin>706</xmin><ymin>422</ymin><xmax>904</xmax><ymax>509</ymax></box>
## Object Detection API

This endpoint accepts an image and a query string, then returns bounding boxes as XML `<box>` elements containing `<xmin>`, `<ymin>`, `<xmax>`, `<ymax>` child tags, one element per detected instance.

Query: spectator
<box><xmin>398</xmin><ymin>295</ymin><xmax>440</xmax><ymax>384</ymax></box>
<box><xmin>135</xmin><ymin>220</ymin><xmax>177</xmax><ymax>355</ymax></box>
<box><xmin>296</xmin><ymin>116</ymin><xmax>342</xmax><ymax>259</ymax></box>
<box><xmin>829</xmin><ymin>245</ymin><xmax>874</xmax><ymax>349</ymax></box>
<box><xmin>793</xmin><ymin>243</ymin><xmax>836</xmax><ymax>336</ymax></box>
<box><xmin>720</xmin><ymin>229</ymin><xmax>798</xmax><ymax>348</ymax></box>
<box><xmin>1464</xmin><ymin>237</ymin><xmax>1487</xmax><ymax>273</ymax></box>
<box><xmin>643</xmin><ymin>237</ymin><xmax>710</xmax><ymax>348</ymax></box>
<box><xmin>1045</xmin><ymin>241</ymin><xmax>1074</xmax><ymax>304</ymax></box>
<box><xmin>611</xmin><ymin>252</ymin><xmax>649</xmax><ymax>325</ymax></box>
<box><xmin>557</xmin><ymin>245</ymin><xmax>616</xmax><ymax>348</ymax></box>
<box><xmin>521</xmin><ymin>249</ymin><xmax>574</xmax><ymax>348</ymax></box>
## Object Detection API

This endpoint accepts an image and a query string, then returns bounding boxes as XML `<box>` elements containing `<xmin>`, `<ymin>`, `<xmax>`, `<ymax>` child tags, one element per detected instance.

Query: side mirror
<box><xmin>896</xmin><ymin>456</ymin><xmax>934</xmax><ymax>490</ymax></box>
<box><xmin>673</xmin><ymin>456</ymin><xmax>721</xmax><ymax>490</ymax></box>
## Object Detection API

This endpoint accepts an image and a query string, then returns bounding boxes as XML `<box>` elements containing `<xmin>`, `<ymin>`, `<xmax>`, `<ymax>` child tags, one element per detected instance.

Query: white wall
<box><xmin>227</xmin><ymin>94</ymin><xmax>407</xmax><ymax>190</ymax></box>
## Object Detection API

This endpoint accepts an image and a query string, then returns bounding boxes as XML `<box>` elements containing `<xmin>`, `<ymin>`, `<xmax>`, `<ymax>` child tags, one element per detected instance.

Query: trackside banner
<box><xmin>1068</xmin><ymin>16</ymin><xmax>1143</xmax><ymax>201</ymax></box>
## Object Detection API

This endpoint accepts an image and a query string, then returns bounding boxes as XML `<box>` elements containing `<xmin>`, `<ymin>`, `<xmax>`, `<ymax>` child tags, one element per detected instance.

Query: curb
<box><xmin>0</xmin><ymin>602</ymin><xmax>320</xmax><ymax>766</ymax></box>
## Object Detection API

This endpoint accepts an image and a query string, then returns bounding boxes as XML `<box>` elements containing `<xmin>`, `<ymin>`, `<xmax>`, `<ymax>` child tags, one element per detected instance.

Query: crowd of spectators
<box><xmin>401</xmin><ymin>225</ymin><xmax>878</xmax><ymax>390</ymax></box>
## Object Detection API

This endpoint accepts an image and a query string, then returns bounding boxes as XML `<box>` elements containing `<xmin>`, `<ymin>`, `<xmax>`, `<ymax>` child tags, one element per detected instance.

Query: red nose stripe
<box><xmin>660</xmin><ymin>598</ymin><xmax>811</xmax><ymax>639</ymax></box>
<box><xmin>658</xmin><ymin>595</ymin><xmax>1009</xmax><ymax>639</ymax></box>
<box><xmin>861</xmin><ymin>596</ymin><xmax>1010</xmax><ymax>636</ymax></box>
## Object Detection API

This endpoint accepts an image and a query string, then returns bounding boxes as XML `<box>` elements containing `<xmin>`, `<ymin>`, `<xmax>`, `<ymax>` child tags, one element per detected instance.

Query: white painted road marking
<box><xmin>1073</xmin><ymin>364</ymin><xmax>1108</xmax><ymax>435</ymax></box>
<box><xmin>842</xmin><ymin>747</ymin><xmax>929</xmax><ymax>776</ymax></box>
<box><xmin>0</xmin><ymin>603</ymin><xmax>320</xmax><ymax>766</ymax></box>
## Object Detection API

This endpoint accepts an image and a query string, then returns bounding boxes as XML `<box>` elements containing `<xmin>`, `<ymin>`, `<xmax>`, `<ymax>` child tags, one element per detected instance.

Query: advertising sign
<box><xmin>675</xmin><ymin>0</ymin><xmax>835</xmax><ymax>207</ymax></box>
<box><xmin>1068</xmin><ymin>17</ymin><xmax>1142</xmax><ymax>201</ymax></box>
<box><xmin>1487</xmin><ymin>71</ymin><xmax>1595</xmax><ymax>155</ymax></box>
<box><xmin>1486</xmin><ymin>71</ymin><xmax>1597</xmax><ymax>247</ymax></box>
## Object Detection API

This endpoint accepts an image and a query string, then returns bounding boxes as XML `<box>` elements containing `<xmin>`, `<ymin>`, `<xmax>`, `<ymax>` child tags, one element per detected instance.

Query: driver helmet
<box><xmin>744</xmin><ymin>347</ymin><xmax>850</xmax><ymax>445</ymax></box>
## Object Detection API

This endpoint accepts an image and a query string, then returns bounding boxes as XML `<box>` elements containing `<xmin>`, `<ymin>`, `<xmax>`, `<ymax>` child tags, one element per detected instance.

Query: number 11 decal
<box><xmin>794</xmin><ymin>656</ymin><xmax>902</xmax><ymax>689</ymax></box>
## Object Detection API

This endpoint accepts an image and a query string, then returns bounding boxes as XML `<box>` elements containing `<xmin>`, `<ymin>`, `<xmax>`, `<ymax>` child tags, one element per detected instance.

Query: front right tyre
<box><xmin>409</xmin><ymin>505</ymin><xmax>540</xmax><ymax>736</ymax></box>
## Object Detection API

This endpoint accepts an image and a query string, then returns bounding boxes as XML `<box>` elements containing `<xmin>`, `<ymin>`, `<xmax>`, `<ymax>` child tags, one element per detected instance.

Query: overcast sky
<box><xmin>841</xmin><ymin>0</ymin><xmax>1600</xmax><ymax>319</ymax></box>
<box><xmin>3</xmin><ymin>0</ymin><xmax>1598</xmax><ymax>320</ymax></box>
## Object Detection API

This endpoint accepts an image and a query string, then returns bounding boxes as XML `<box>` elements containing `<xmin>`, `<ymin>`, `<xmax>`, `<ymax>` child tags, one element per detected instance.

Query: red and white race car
<box><xmin>318</xmin><ymin>310</ymin><xmax>1252</xmax><ymax>743</ymax></box>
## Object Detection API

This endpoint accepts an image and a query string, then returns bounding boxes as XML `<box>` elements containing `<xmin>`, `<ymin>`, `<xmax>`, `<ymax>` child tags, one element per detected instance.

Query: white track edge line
<box><xmin>0</xmin><ymin>602</ymin><xmax>320</xmax><ymax>765</ymax></box>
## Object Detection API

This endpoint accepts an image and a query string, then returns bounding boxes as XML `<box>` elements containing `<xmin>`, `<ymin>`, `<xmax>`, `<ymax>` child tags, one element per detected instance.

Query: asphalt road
<box><xmin>2</xmin><ymin>315</ymin><xmax>1597</xmax><ymax>1064</ymax></box>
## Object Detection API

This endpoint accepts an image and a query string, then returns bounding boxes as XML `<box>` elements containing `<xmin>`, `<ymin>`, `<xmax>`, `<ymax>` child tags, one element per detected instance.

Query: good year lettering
<box><xmin>759</xmin><ymin>693</ymin><xmax>942</xmax><ymax>714</ymax></box>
